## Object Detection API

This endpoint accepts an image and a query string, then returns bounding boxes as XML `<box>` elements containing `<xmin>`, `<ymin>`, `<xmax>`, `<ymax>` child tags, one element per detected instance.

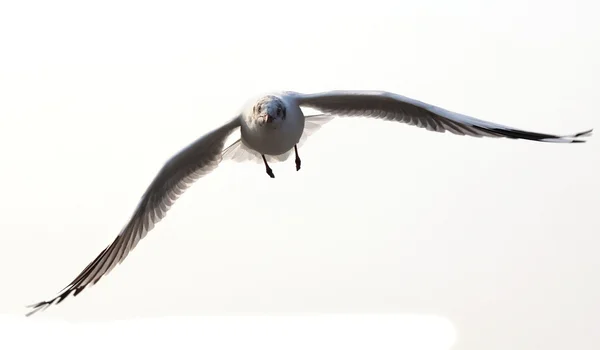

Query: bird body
<box><xmin>26</xmin><ymin>89</ymin><xmax>593</xmax><ymax>316</ymax></box>
<box><xmin>240</xmin><ymin>91</ymin><xmax>305</xmax><ymax>156</ymax></box>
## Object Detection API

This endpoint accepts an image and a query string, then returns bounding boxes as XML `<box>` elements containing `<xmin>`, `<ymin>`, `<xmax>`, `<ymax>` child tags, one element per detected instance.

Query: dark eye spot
<box><xmin>277</xmin><ymin>107</ymin><xmax>282</xmax><ymax>115</ymax></box>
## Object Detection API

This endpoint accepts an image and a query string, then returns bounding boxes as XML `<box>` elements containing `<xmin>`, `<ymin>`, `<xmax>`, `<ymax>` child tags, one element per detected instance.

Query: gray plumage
<box><xmin>26</xmin><ymin>89</ymin><xmax>592</xmax><ymax>316</ymax></box>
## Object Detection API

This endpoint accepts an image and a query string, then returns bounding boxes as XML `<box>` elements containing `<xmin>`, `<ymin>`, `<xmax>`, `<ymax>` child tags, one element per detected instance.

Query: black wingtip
<box><xmin>568</xmin><ymin>128</ymin><xmax>593</xmax><ymax>143</ymax></box>
<box><xmin>477</xmin><ymin>126</ymin><xmax>594</xmax><ymax>143</ymax></box>
<box><xmin>574</xmin><ymin>128</ymin><xmax>593</xmax><ymax>138</ymax></box>
<box><xmin>25</xmin><ymin>301</ymin><xmax>51</xmax><ymax>317</ymax></box>
<box><xmin>24</xmin><ymin>286</ymin><xmax>78</xmax><ymax>317</ymax></box>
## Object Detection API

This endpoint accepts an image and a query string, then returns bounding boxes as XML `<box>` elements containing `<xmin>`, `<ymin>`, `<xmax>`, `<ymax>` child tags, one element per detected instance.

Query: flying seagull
<box><xmin>25</xmin><ymin>89</ymin><xmax>593</xmax><ymax>316</ymax></box>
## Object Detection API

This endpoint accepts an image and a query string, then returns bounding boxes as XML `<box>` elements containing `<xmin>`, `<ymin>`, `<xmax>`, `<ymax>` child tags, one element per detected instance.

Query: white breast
<box><xmin>240</xmin><ymin>93</ymin><xmax>305</xmax><ymax>156</ymax></box>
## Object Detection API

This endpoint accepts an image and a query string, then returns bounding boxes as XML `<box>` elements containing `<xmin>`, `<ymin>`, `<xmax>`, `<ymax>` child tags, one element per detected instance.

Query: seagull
<box><xmin>25</xmin><ymin>89</ymin><xmax>593</xmax><ymax>316</ymax></box>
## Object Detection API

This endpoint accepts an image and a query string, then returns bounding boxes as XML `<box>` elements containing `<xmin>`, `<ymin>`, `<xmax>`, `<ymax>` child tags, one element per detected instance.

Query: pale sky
<box><xmin>0</xmin><ymin>0</ymin><xmax>599</xmax><ymax>349</ymax></box>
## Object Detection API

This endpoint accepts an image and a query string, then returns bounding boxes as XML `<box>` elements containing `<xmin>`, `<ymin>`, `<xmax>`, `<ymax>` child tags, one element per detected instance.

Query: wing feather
<box><xmin>292</xmin><ymin>90</ymin><xmax>592</xmax><ymax>143</ymax></box>
<box><xmin>26</xmin><ymin>117</ymin><xmax>241</xmax><ymax>316</ymax></box>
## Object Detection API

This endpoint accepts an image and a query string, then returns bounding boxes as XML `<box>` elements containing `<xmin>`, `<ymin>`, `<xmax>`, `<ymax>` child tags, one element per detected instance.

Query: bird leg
<box><xmin>294</xmin><ymin>145</ymin><xmax>301</xmax><ymax>171</ymax></box>
<box><xmin>262</xmin><ymin>155</ymin><xmax>275</xmax><ymax>178</ymax></box>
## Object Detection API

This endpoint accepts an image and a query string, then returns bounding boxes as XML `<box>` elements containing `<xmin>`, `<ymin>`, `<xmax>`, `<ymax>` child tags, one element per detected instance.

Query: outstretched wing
<box><xmin>26</xmin><ymin>117</ymin><xmax>241</xmax><ymax>316</ymax></box>
<box><xmin>292</xmin><ymin>90</ymin><xmax>593</xmax><ymax>143</ymax></box>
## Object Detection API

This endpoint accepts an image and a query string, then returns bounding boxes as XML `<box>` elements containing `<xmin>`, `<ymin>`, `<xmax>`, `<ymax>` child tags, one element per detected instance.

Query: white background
<box><xmin>0</xmin><ymin>0</ymin><xmax>598</xmax><ymax>349</ymax></box>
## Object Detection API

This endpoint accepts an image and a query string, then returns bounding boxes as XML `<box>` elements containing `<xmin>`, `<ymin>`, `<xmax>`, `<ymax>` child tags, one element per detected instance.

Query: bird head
<box><xmin>253</xmin><ymin>95</ymin><xmax>287</xmax><ymax>128</ymax></box>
